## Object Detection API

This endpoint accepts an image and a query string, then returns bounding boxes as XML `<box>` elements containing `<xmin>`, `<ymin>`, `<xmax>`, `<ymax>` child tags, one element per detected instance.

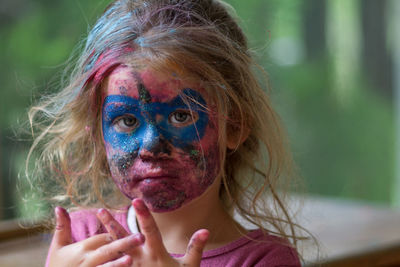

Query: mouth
<box><xmin>132</xmin><ymin>173</ymin><xmax>178</xmax><ymax>184</ymax></box>
<box><xmin>134</xmin><ymin>175</ymin><xmax>178</xmax><ymax>191</ymax></box>
<box><xmin>117</xmin><ymin>161</ymin><xmax>181</xmax><ymax>187</ymax></box>
<box><xmin>141</xmin><ymin>175</ymin><xmax>176</xmax><ymax>181</ymax></box>
<box><xmin>120</xmin><ymin>174</ymin><xmax>177</xmax><ymax>190</ymax></box>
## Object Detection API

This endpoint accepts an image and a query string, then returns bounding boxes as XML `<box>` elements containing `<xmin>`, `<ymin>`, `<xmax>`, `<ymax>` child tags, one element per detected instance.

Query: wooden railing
<box><xmin>0</xmin><ymin>219</ymin><xmax>49</xmax><ymax>267</ymax></box>
<box><xmin>318</xmin><ymin>243</ymin><xmax>400</xmax><ymax>267</ymax></box>
<box><xmin>0</xmin><ymin>219</ymin><xmax>48</xmax><ymax>242</ymax></box>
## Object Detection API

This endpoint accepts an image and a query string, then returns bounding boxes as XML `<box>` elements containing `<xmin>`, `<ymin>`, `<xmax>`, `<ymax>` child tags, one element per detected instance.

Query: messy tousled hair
<box><xmin>28</xmin><ymin>0</ymin><xmax>306</xmax><ymax>251</ymax></box>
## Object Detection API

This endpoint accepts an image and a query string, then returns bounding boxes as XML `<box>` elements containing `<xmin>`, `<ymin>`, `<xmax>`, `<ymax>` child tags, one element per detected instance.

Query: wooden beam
<box><xmin>0</xmin><ymin>219</ymin><xmax>48</xmax><ymax>242</ymax></box>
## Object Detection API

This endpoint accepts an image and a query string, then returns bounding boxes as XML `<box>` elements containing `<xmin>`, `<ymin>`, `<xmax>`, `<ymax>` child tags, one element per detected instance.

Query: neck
<box><xmin>150</xmin><ymin>186</ymin><xmax>245</xmax><ymax>254</ymax></box>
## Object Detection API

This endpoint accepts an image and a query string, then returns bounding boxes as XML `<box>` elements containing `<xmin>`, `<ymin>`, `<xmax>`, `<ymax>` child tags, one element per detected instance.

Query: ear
<box><xmin>226</xmin><ymin>127</ymin><xmax>250</xmax><ymax>150</ymax></box>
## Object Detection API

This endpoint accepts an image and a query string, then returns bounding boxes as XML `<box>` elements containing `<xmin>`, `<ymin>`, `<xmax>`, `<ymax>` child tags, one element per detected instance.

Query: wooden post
<box><xmin>393</xmin><ymin>0</ymin><xmax>400</xmax><ymax>207</ymax></box>
<box><xmin>361</xmin><ymin>0</ymin><xmax>393</xmax><ymax>99</ymax></box>
<box><xmin>0</xmin><ymin>131</ymin><xmax>3</xmax><ymax>220</ymax></box>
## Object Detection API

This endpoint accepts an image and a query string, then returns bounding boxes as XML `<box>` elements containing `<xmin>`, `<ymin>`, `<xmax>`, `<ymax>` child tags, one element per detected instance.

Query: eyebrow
<box><xmin>103</xmin><ymin>89</ymin><xmax>207</xmax><ymax>114</ymax></box>
<box><xmin>103</xmin><ymin>95</ymin><xmax>140</xmax><ymax>106</ymax></box>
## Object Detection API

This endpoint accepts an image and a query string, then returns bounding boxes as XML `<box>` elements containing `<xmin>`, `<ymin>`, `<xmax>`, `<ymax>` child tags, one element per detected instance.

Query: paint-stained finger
<box><xmin>182</xmin><ymin>229</ymin><xmax>209</xmax><ymax>265</ymax></box>
<box><xmin>132</xmin><ymin>198</ymin><xmax>167</xmax><ymax>254</ymax></box>
<box><xmin>51</xmin><ymin>207</ymin><xmax>72</xmax><ymax>249</ymax></box>
<box><xmin>97</xmin><ymin>208</ymin><xmax>129</xmax><ymax>240</ymax></box>
<box><xmin>87</xmin><ymin>233</ymin><xmax>145</xmax><ymax>266</ymax></box>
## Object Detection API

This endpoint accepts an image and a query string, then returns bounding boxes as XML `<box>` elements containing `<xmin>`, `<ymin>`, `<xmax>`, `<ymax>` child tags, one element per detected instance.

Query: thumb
<box><xmin>51</xmin><ymin>206</ymin><xmax>72</xmax><ymax>248</ymax></box>
<box><xmin>182</xmin><ymin>229</ymin><xmax>209</xmax><ymax>265</ymax></box>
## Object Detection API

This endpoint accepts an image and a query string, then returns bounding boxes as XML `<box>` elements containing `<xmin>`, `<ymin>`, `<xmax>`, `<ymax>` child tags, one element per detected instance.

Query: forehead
<box><xmin>103</xmin><ymin>65</ymin><xmax>203</xmax><ymax>103</ymax></box>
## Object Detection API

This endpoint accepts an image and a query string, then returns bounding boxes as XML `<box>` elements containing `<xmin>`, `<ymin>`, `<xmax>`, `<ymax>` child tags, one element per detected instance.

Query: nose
<box><xmin>139</xmin><ymin>125</ymin><xmax>171</xmax><ymax>159</ymax></box>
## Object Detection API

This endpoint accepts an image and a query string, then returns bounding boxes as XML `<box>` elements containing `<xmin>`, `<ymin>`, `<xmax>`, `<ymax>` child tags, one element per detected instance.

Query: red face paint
<box><xmin>102</xmin><ymin>66</ymin><xmax>220</xmax><ymax>212</ymax></box>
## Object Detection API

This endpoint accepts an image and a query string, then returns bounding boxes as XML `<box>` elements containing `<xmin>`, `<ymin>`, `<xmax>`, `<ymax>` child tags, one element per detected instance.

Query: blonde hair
<box><xmin>28</xmin><ymin>0</ymin><xmax>306</xmax><ymax>251</ymax></box>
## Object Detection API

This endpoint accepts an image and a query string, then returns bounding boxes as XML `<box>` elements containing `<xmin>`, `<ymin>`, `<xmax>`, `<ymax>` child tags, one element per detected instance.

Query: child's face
<box><xmin>102</xmin><ymin>65</ymin><xmax>220</xmax><ymax>212</ymax></box>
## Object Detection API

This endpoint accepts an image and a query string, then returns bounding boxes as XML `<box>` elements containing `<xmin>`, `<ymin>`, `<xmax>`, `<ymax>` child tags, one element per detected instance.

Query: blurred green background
<box><xmin>1</xmin><ymin>0</ymin><xmax>398</xmax><ymax>220</ymax></box>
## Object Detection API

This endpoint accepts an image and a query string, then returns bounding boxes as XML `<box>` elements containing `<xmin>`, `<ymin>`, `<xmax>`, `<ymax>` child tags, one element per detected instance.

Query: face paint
<box><xmin>102</xmin><ymin>66</ymin><xmax>219</xmax><ymax>212</ymax></box>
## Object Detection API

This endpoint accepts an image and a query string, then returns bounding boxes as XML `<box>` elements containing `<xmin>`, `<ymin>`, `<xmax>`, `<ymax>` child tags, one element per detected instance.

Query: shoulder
<box><xmin>253</xmin><ymin>234</ymin><xmax>301</xmax><ymax>267</ymax></box>
<box><xmin>69</xmin><ymin>207</ymin><xmax>129</xmax><ymax>242</ymax></box>
<box><xmin>254</xmin><ymin>232</ymin><xmax>300</xmax><ymax>267</ymax></box>
<box><xmin>200</xmin><ymin>229</ymin><xmax>301</xmax><ymax>267</ymax></box>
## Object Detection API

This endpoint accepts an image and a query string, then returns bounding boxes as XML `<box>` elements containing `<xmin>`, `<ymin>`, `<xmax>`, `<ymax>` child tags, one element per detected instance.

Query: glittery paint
<box><xmin>102</xmin><ymin>66</ymin><xmax>219</xmax><ymax>212</ymax></box>
<box><xmin>102</xmin><ymin>89</ymin><xmax>209</xmax><ymax>151</ymax></box>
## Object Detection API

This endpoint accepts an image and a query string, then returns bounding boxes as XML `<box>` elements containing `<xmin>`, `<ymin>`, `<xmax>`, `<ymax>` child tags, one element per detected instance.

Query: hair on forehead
<box><xmin>80</xmin><ymin>0</ymin><xmax>248</xmax><ymax>98</ymax></box>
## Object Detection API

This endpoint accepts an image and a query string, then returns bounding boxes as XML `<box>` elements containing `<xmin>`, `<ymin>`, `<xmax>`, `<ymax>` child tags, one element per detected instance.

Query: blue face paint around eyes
<box><xmin>102</xmin><ymin>88</ymin><xmax>209</xmax><ymax>153</ymax></box>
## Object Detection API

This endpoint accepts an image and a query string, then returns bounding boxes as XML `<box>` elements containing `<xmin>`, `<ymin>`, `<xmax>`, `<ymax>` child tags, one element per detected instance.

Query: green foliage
<box><xmin>0</xmin><ymin>0</ymin><xmax>109</xmax><ymax>219</ymax></box>
<box><xmin>272</xmin><ymin>61</ymin><xmax>394</xmax><ymax>203</ymax></box>
<box><xmin>1</xmin><ymin>0</ymin><xmax>109</xmax><ymax>127</ymax></box>
<box><xmin>228</xmin><ymin>0</ymin><xmax>395</xmax><ymax>204</ymax></box>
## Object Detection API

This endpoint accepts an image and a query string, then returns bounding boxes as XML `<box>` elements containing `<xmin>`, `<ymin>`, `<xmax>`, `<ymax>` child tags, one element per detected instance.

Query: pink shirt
<box><xmin>68</xmin><ymin>209</ymin><xmax>301</xmax><ymax>267</ymax></box>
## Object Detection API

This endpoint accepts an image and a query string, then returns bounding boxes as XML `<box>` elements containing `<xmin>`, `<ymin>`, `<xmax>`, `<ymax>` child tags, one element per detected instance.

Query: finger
<box><xmin>97</xmin><ymin>255</ymin><xmax>132</xmax><ymax>267</ymax></box>
<box><xmin>87</xmin><ymin>233</ymin><xmax>145</xmax><ymax>266</ymax></box>
<box><xmin>132</xmin><ymin>198</ymin><xmax>167</xmax><ymax>253</ymax></box>
<box><xmin>51</xmin><ymin>207</ymin><xmax>72</xmax><ymax>248</ymax></box>
<box><xmin>182</xmin><ymin>229</ymin><xmax>209</xmax><ymax>265</ymax></box>
<box><xmin>81</xmin><ymin>233</ymin><xmax>114</xmax><ymax>250</ymax></box>
<box><xmin>97</xmin><ymin>208</ymin><xmax>129</xmax><ymax>240</ymax></box>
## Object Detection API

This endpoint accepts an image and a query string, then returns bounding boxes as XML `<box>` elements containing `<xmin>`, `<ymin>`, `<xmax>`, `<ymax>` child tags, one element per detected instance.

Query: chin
<box><xmin>138</xmin><ymin>190</ymin><xmax>196</xmax><ymax>213</ymax></box>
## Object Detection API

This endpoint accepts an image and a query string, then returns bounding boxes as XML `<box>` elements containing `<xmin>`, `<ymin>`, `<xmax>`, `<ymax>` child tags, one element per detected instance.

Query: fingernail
<box><xmin>128</xmin><ymin>233</ymin><xmax>145</xmax><ymax>246</ymax></box>
<box><xmin>198</xmin><ymin>230</ymin><xmax>209</xmax><ymax>242</ymax></box>
<box><xmin>136</xmin><ymin>233</ymin><xmax>145</xmax><ymax>244</ymax></box>
<box><xmin>97</xmin><ymin>208</ymin><xmax>108</xmax><ymax>221</ymax></box>
<box><xmin>55</xmin><ymin>207</ymin><xmax>66</xmax><ymax>230</ymax></box>
<box><xmin>132</xmin><ymin>199</ymin><xmax>149</xmax><ymax>216</ymax></box>
<box><xmin>55</xmin><ymin>206</ymin><xmax>65</xmax><ymax>218</ymax></box>
<box><xmin>121</xmin><ymin>255</ymin><xmax>132</xmax><ymax>265</ymax></box>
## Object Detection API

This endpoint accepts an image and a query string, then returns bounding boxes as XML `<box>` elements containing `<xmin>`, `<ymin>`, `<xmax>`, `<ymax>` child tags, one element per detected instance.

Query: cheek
<box><xmin>105</xmin><ymin>146</ymin><xmax>141</xmax><ymax>200</ymax></box>
<box><xmin>196</xmin><ymin>117</ymin><xmax>219</xmax><ymax>154</ymax></box>
<box><xmin>186</xmin><ymin>120</ymin><xmax>220</xmax><ymax>178</ymax></box>
<box><xmin>105</xmin><ymin>144</ymin><xmax>138</xmax><ymax>178</ymax></box>
<box><xmin>200</xmin><ymin>120</ymin><xmax>220</xmax><ymax>176</ymax></box>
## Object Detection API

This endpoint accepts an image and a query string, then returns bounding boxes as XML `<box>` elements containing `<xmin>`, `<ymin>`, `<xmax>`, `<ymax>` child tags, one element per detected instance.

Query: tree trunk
<box><xmin>361</xmin><ymin>0</ymin><xmax>393</xmax><ymax>99</ymax></box>
<box><xmin>0</xmin><ymin>131</ymin><xmax>3</xmax><ymax>219</ymax></box>
<box><xmin>303</xmin><ymin>0</ymin><xmax>327</xmax><ymax>61</ymax></box>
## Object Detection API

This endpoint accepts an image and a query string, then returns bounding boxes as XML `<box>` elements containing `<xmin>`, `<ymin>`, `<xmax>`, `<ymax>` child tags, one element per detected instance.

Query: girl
<box><xmin>29</xmin><ymin>0</ymin><xmax>303</xmax><ymax>266</ymax></box>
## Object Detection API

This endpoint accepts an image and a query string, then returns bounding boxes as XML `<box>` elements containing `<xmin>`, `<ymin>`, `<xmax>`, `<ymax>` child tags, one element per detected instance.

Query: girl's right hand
<box><xmin>97</xmin><ymin>199</ymin><xmax>209</xmax><ymax>267</ymax></box>
<box><xmin>46</xmin><ymin>207</ymin><xmax>145</xmax><ymax>267</ymax></box>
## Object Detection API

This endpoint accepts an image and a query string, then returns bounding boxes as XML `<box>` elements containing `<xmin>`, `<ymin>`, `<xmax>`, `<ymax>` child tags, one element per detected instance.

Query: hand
<box><xmin>46</xmin><ymin>207</ymin><xmax>145</xmax><ymax>267</ymax></box>
<box><xmin>96</xmin><ymin>199</ymin><xmax>209</xmax><ymax>267</ymax></box>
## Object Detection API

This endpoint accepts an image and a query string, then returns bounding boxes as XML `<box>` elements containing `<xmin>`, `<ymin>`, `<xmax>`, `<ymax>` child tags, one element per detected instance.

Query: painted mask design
<box><xmin>102</xmin><ymin>66</ymin><xmax>219</xmax><ymax>212</ymax></box>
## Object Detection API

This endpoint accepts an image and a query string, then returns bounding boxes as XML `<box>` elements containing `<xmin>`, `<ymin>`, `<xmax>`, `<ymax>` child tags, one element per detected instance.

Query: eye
<box><xmin>169</xmin><ymin>110</ymin><xmax>198</xmax><ymax>126</ymax></box>
<box><xmin>113</xmin><ymin>115</ymin><xmax>138</xmax><ymax>132</ymax></box>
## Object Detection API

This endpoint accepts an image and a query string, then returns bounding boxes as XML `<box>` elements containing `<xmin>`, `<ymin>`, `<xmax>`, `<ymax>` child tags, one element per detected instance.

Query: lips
<box><xmin>140</xmin><ymin>175</ymin><xmax>177</xmax><ymax>182</ymax></box>
<box><xmin>124</xmin><ymin>160</ymin><xmax>180</xmax><ymax>181</ymax></box>
<box><xmin>118</xmin><ymin>174</ymin><xmax>177</xmax><ymax>192</ymax></box>
<box><xmin>130</xmin><ymin>172</ymin><xmax>178</xmax><ymax>185</ymax></box>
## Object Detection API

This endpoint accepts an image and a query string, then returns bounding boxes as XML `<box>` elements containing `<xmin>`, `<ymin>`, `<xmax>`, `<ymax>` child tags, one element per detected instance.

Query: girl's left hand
<box><xmin>97</xmin><ymin>198</ymin><xmax>209</xmax><ymax>267</ymax></box>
